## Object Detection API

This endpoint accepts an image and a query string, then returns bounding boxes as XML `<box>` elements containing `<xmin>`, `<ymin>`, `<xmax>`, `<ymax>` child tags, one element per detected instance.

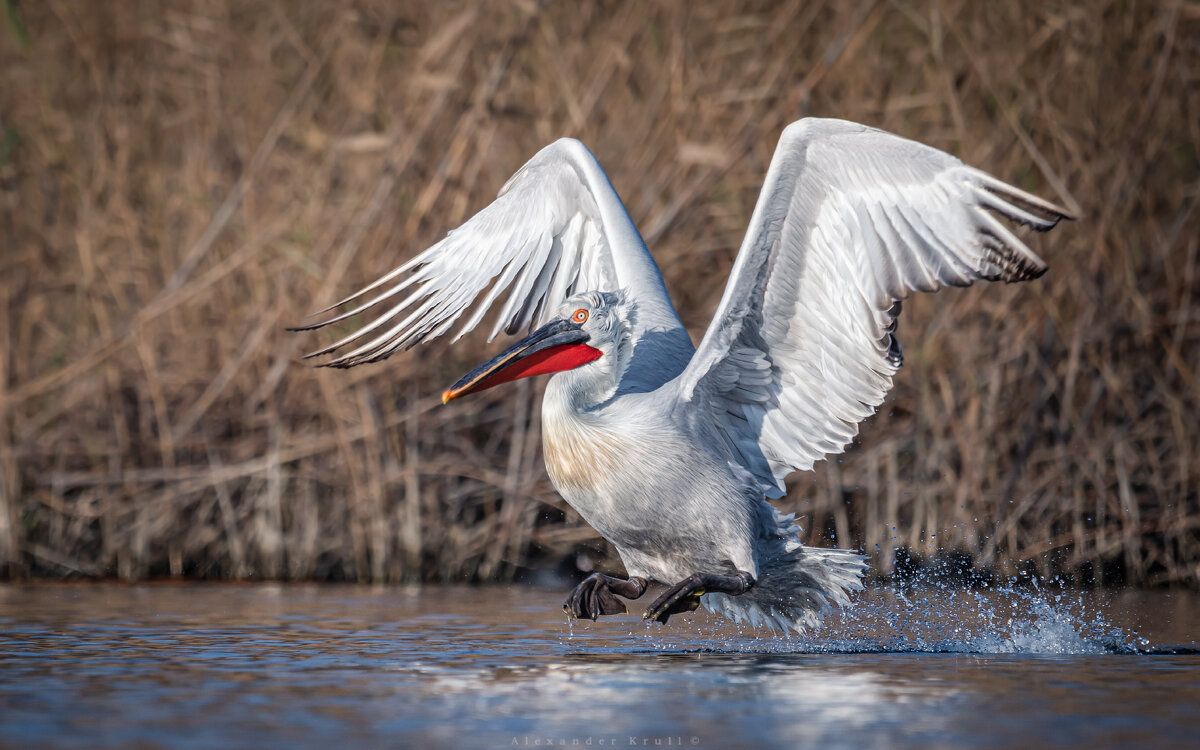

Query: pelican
<box><xmin>293</xmin><ymin>118</ymin><xmax>1071</xmax><ymax>633</ymax></box>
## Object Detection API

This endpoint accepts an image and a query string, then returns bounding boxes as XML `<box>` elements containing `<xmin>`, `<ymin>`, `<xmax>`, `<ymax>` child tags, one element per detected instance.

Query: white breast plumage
<box><xmin>541</xmin><ymin>407</ymin><xmax>626</xmax><ymax>494</ymax></box>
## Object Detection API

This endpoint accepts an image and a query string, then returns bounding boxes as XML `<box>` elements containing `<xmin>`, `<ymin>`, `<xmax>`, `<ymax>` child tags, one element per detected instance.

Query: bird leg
<box><xmin>643</xmin><ymin>570</ymin><xmax>755</xmax><ymax>624</ymax></box>
<box><xmin>563</xmin><ymin>573</ymin><xmax>648</xmax><ymax>621</ymax></box>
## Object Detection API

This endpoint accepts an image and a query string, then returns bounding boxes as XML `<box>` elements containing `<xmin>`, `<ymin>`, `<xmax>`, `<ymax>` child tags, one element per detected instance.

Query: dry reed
<box><xmin>1</xmin><ymin>1</ymin><xmax>1197</xmax><ymax>587</ymax></box>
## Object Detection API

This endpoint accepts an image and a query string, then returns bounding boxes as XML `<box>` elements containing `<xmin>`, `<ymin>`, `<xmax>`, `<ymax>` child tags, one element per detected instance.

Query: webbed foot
<box><xmin>643</xmin><ymin>570</ymin><xmax>755</xmax><ymax>624</ymax></box>
<box><xmin>563</xmin><ymin>573</ymin><xmax>648</xmax><ymax>621</ymax></box>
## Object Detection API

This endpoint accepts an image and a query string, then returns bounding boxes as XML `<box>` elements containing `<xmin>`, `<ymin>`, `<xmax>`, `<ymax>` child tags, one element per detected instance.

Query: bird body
<box><xmin>295</xmin><ymin>118</ymin><xmax>1071</xmax><ymax>633</ymax></box>
<box><xmin>543</xmin><ymin>382</ymin><xmax>760</xmax><ymax>581</ymax></box>
<box><xmin>533</xmin><ymin>295</ymin><xmax>867</xmax><ymax>631</ymax></box>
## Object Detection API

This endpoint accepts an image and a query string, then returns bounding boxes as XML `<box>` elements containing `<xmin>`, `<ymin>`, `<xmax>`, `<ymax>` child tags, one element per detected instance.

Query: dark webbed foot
<box><xmin>564</xmin><ymin>573</ymin><xmax>648</xmax><ymax>621</ymax></box>
<box><xmin>643</xmin><ymin>570</ymin><xmax>755</xmax><ymax>624</ymax></box>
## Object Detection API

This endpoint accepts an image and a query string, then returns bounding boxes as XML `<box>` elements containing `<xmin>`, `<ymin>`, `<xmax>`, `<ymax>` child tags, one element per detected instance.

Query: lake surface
<box><xmin>1</xmin><ymin>582</ymin><xmax>1198</xmax><ymax>749</ymax></box>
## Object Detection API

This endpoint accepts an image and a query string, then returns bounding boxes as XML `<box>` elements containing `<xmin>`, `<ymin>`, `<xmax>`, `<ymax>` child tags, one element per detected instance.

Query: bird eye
<box><xmin>572</xmin><ymin>309</ymin><xmax>588</xmax><ymax>324</ymax></box>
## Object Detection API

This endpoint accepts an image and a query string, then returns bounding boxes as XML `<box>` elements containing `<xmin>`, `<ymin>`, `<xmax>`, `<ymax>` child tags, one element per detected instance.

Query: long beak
<box><xmin>442</xmin><ymin>318</ymin><xmax>602</xmax><ymax>403</ymax></box>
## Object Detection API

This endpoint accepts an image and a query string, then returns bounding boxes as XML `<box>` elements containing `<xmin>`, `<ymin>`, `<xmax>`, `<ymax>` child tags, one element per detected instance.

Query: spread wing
<box><xmin>294</xmin><ymin>138</ymin><xmax>688</xmax><ymax>370</ymax></box>
<box><xmin>672</xmin><ymin>118</ymin><xmax>1072</xmax><ymax>496</ymax></box>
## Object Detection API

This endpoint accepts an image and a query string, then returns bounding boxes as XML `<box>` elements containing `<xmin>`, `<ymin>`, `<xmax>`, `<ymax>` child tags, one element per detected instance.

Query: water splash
<box><xmin>631</xmin><ymin>574</ymin><xmax>1147</xmax><ymax>656</ymax></box>
<box><xmin>809</xmin><ymin>578</ymin><xmax>1141</xmax><ymax>655</ymax></box>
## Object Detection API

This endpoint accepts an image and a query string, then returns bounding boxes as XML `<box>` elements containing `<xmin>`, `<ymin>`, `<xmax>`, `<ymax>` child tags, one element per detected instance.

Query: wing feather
<box><xmin>295</xmin><ymin>138</ymin><xmax>689</xmax><ymax>371</ymax></box>
<box><xmin>673</xmin><ymin>118</ymin><xmax>1072</xmax><ymax>495</ymax></box>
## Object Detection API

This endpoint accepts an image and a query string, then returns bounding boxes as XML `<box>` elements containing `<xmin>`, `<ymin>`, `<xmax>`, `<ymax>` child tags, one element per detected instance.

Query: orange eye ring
<box><xmin>572</xmin><ymin>309</ymin><xmax>588</xmax><ymax>324</ymax></box>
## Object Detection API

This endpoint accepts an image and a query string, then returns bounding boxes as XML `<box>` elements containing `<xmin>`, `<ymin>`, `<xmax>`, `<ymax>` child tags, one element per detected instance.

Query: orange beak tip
<box><xmin>441</xmin><ymin>390</ymin><xmax>453</xmax><ymax>404</ymax></box>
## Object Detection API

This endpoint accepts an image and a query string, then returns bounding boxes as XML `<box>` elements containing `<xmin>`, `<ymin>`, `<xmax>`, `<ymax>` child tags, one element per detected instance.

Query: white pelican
<box><xmin>294</xmin><ymin>118</ymin><xmax>1071</xmax><ymax>632</ymax></box>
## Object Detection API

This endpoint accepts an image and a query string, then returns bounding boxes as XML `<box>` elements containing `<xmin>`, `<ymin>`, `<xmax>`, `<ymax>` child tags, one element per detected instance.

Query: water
<box><xmin>1</xmin><ymin>583</ymin><xmax>1197</xmax><ymax>749</ymax></box>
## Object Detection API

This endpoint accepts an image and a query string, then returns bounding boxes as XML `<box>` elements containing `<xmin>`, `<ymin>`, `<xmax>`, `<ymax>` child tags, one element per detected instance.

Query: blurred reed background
<box><xmin>1</xmin><ymin>1</ymin><xmax>1197</xmax><ymax>587</ymax></box>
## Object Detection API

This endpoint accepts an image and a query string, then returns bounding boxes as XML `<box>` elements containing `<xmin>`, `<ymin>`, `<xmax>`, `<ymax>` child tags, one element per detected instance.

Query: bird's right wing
<box><xmin>672</xmin><ymin>118</ymin><xmax>1071</xmax><ymax>496</ymax></box>
<box><xmin>294</xmin><ymin>138</ymin><xmax>688</xmax><ymax>371</ymax></box>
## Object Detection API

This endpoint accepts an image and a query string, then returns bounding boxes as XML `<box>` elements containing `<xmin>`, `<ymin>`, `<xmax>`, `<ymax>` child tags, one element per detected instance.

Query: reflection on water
<box><xmin>1</xmin><ymin>583</ymin><xmax>1197</xmax><ymax>749</ymax></box>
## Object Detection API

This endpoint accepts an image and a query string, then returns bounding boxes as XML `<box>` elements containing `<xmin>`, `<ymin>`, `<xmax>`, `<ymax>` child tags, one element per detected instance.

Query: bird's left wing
<box><xmin>671</xmin><ymin>118</ymin><xmax>1071</xmax><ymax>496</ymax></box>
<box><xmin>293</xmin><ymin>138</ymin><xmax>685</xmax><ymax>368</ymax></box>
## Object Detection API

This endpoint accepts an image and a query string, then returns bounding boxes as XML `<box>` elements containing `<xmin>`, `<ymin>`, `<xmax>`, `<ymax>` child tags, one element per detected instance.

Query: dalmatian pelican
<box><xmin>293</xmin><ymin>118</ymin><xmax>1071</xmax><ymax>632</ymax></box>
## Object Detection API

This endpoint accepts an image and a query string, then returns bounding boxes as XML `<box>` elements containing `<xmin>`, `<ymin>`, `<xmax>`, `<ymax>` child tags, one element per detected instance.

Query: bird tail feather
<box><xmin>702</xmin><ymin>528</ymin><xmax>866</xmax><ymax>634</ymax></box>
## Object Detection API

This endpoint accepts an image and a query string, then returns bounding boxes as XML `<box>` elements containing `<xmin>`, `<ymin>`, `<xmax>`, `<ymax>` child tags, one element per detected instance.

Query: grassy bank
<box><xmin>1</xmin><ymin>1</ymin><xmax>1197</xmax><ymax>586</ymax></box>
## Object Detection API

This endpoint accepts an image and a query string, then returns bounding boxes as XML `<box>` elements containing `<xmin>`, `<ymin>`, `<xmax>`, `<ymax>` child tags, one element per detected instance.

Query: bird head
<box><xmin>441</xmin><ymin>290</ymin><xmax>633</xmax><ymax>404</ymax></box>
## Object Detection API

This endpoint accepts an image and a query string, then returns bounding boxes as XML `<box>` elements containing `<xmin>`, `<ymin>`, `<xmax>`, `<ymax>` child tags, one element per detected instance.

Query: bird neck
<box><xmin>545</xmin><ymin>361</ymin><xmax>620</xmax><ymax>414</ymax></box>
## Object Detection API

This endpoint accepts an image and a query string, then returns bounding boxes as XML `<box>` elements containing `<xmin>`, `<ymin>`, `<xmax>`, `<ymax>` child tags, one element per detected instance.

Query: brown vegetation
<box><xmin>1</xmin><ymin>1</ymin><xmax>1197</xmax><ymax>586</ymax></box>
